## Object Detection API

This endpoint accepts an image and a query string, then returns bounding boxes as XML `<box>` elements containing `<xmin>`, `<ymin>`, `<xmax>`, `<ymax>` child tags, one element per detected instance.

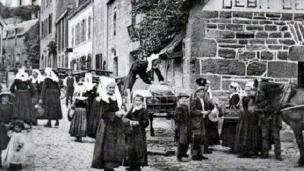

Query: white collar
<box><xmin>132</xmin><ymin>105</ymin><xmax>144</xmax><ymax>112</ymax></box>
<box><xmin>101</xmin><ymin>93</ymin><xmax>117</xmax><ymax>103</ymax></box>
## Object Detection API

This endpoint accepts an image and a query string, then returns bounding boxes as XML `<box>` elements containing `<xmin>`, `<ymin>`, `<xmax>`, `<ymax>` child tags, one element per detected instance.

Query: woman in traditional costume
<box><xmin>91</xmin><ymin>81</ymin><xmax>130</xmax><ymax>171</ymax></box>
<box><xmin>220</xmin><ymin>82</ymin><xmax>243</xmax><ymax>151</ymax></box>
<box><xmin>87</xmin><ymin>76</ymin><xmax>121</xmax><ymax>139</ymax></box>
<box><xmin>69</xmin><ymin>82</ymin><xmax>88</xmax><ymax>142</ymax></box>
<box><xmin>40</xmin><ymin>68</ymin><xmax>63</xmax><ymax>127</ymax></box>
<box><xmin>10</xmin><ymin>67</ymin><xmax>35</xmax><ymax>126</ymax></box>
<box><xmin>234</xmin><ymin>80</ymin><xmax>261</xmax><ymax>157</ymax></box>
<box><xmin>0</xmin><ymin>92</ymin><xmax>15</xmax><ymax>168</ymax></box>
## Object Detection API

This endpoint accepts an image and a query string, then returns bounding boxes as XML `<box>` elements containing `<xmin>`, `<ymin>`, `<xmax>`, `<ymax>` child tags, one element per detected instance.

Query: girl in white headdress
<box><xmin>39</xmin><ymin>68</ymin><xmax>62</xmax><ymax>127</ymax></box>
<box><xmin>68</xmin><ymin>83</ymin><xmax>88</xmax><ymax>142</ymax></box>
<box><xmin>10</xmin><ymin>67</ymin><xmax>35</xmax><ymax>126</ymax></box>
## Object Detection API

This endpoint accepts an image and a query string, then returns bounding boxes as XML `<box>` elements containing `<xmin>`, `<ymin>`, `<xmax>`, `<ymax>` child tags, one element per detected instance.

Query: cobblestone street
<box><xmin>0</xmin><ymin>100</ymin><xmax>302</xmax><ymax>171</ymax></box>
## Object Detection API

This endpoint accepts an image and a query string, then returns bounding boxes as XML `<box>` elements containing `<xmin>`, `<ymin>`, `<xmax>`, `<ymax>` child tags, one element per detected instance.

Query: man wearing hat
<box><xmin>0</xmin><ymin>91</ymin><xmax>15</xmax><ymax>168</ymax></box>
<box><xmin>175</xmin><ymin>92</ymin><xmax>191</xmax><ymax>162</ymax></box>
<box><xmin>190</xmin><ymin>78</ymin><xmax>216</xmax><ymax>160</ymax></box>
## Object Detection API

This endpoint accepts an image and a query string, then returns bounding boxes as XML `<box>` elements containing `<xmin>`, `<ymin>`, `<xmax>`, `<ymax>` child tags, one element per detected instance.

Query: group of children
<box><xmin>0</xmin><ymin>92</ymin><xmax>35</xmax><ymax>170</ymax></box>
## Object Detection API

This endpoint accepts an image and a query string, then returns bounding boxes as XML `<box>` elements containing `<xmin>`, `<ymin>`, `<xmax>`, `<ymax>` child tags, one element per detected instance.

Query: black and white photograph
<box><xmin>1</xmin><ymin>0</ymin><xmax>304</xmax><ymax>170</ymax></box>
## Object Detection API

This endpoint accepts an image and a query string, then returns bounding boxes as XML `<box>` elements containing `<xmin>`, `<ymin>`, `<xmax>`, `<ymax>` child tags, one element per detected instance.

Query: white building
<box><xmin>68</xmin><ymin>1</ymin><xmax>93</xmax><ymax>70</ymax></box>
<box><xmin>0</xmin><ymin>0</ymin><xmax>40</xmax><ymax>7</ymax></box>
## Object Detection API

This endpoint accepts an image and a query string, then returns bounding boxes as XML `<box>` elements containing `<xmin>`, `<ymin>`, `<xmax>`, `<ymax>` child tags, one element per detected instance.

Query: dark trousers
<box><xmin>260</xmin><ymin>119</ymin><xmax>281</xmax><ymax>157</ymax></box>
<box><xmin>177</xmin><ymin>143</ymin><xmax>189</xmax><ymax>158</ymax></box>
<box><xmin>66</xmin><ymin>88</ymin><xmax>74</xmax><ymax>106</ymax></box>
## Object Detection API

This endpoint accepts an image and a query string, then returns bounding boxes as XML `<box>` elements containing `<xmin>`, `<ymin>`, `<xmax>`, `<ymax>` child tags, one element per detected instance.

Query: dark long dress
<box><xmin>221</xmin><ymin>93</ymin><xmax>241</xmax><ymax>150</ymax></box>
<box><xmin>69</xmin><ymin>99</ymin><xmax>88</xmax><ymax>137</ymax></box>
<box><xmin>87</xmin><ymin>99</ymin><xmax>102</xmax><ymax>139</ymax></box>
<box><xmin>92</xmin><ymin>98</ymin><xmax>130</xmax><ymax>169</ymax></box>
<box><xmin>32</xmin><ymin>80</ymin><xmax>43</xmax><ymax>120</ymax></box>
<box><xmin>0</xmin><ymin>103</ymin><xmax>14</xmax><ymax>150</ymax></box>
<box><xmin>124</xmin><ymin>107</ymin><xmax>149</xmax><ymax>167</ymax></box>
<box><xmin>234</xmin><ymin>96</ymin><xmax>262</xmax><ymax>156</ymax></box>
<box><xmin>10</xmin><ymin>79</ymin><xmax>35</xmax><ymax>124</ymax></box>
<box><xmin>40</xmin><ymin>78</ymin><xmax>63</xmax><ymax>120</ymax></box>
<box><xmin>85</xmin><ymin>86</ymin><xmax>98</xmax><ymax>137</ymax></box>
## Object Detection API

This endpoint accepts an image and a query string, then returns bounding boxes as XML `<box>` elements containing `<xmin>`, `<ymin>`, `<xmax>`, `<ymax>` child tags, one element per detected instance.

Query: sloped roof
<box><xmin>3</xmin><ymin>19</ymin><xmax>38</xmax><ymax>38</ymax></box>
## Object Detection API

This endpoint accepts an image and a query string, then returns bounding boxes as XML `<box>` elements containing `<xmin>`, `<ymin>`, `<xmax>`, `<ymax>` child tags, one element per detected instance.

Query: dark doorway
<box><xmin>298</xmin><ymin>62</ymin><xmax>304</xmax><ymax>88</ymax></box>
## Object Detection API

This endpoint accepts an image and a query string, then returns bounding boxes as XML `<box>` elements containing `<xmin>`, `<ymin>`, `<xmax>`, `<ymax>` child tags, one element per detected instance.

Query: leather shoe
<box><xmin>275</xmin><ymin>156</ymin><xmax>283</xmax><ymax>161</ymax></box>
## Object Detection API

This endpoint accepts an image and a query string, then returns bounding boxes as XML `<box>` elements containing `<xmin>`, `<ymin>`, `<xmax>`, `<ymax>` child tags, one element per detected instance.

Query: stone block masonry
<box><xmin>188</xmin><ymin>10</ymin><xmax>302</xmax><ymax>95</ymax></box>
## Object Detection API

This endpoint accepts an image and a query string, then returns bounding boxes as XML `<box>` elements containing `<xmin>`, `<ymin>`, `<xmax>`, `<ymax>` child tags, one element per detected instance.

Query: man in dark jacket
<box><xmin>64</xmin><ymin>71</ymin><xmax>76</xmax><ymax>107</ymax></box>
<box><xmin>190</xmin><ymin>81</ymin><xmax>214</xmax><ymax>160</ymax></box>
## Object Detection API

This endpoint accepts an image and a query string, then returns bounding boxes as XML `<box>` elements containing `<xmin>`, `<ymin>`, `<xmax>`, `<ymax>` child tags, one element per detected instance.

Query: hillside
<box><xmin>0</xmin><ymin>2</ymin><xmax>40</xmax><ymax>23</ymax></box>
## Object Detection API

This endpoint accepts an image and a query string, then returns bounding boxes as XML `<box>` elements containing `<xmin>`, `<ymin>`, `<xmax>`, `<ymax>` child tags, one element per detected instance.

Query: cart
<box><xmin>146</xmin><ymin>95</ymin><xmax>177</xmax><ymax>136</ymax></box>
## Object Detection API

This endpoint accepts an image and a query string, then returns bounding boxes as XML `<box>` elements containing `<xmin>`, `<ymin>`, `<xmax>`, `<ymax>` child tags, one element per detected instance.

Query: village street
<box><xmin>0</xmin><ymin>96</ymin><xmax>302</xmax><ymax>171</ymax></box>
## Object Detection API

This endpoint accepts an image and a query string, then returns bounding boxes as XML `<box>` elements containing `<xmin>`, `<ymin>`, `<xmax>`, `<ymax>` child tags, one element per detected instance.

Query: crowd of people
<box><xmin>0</xmin><ymin>65</ymin><xmax>284</xmax><ymax>171</ymax></box>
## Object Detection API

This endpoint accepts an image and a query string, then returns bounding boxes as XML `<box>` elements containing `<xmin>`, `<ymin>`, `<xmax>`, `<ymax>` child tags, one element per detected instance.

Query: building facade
<box><xmin>182</xmin><ymin>0</ymin><xmax>304</xmax><ymax>99</ymax></box>
<box><xmin>56</xmin><ymin>0</ymin><xmax>76</xmax><ymax>68</ymax></box>
<box><xmin>68</xmin><ymin>0</ymin><xmax>93</xmax><ymax>70</ymax></box>
<box><xmin>2</xmin><ymin>19</ymin><xmax>39</xmax><ymax>67</ymax></box>
<box><xmin>93</xmin><ymin>0</ymin><xmax>140</xmax><ymax>76</ymax></box>
<box><xmin>0</xmin><ymin>16</ymin><xmax>5</xmax><ymax>68</ymax></box>
<box><xmin>0</xmin><ymin>0</ymin><xmax>40</xmax><ymax>7</ymax></box>
<box><xmin>39</xmin><ymin>0</ymin><xmax>55</xmax><ymax>68</ymax></box>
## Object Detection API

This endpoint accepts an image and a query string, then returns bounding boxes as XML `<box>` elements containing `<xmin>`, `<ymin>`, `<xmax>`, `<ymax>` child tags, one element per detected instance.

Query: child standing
<box><xmin>125</xmin><ymin>94</ymin><xmax>149</xmax><ymax>171</ymax></box>
<box><xmin>2</xmin><ymin>120</ymin><xmax>35</xmax><ymax>171</ymax></box>
<box><xmin>69</xmin><ymin>86</ymin><xmax>88</xmax><ymax>142</ymax></box>
<box><xmin>175</xmin><ymin>92</ymin><xmax>191</xmax><ymax>162</ymax></box>
<box><xmin>0</xmin><ymin>92</ymin><xmax>15</xmax><ymax>168</ymax></box>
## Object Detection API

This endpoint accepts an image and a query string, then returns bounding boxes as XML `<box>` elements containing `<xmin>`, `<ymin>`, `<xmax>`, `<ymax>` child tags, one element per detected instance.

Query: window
<box><xmin>76</xmin><ymin>23</ymin><xmax>80</xmax><ymax>45</ymax></box>
<box><xmin>113</xmin><ymin>12</ymin><xmax>117</xmax><ymax>36</ymax></box>
<box><xmin>95</xmin><ymin>54</ymin><xmax>102</xmax><ymax>69</ymax></box>
<box><xmin>113</xmin><ymin>57</ymin><xmax>118</xmax><ymax>76</ymax></box>
<box><xmin>41</xmin><ymin>22</ymin><xmax>44</xmax><ymax>38</ymax></box>
<box><xmin>87</xmin><ymin>54</ymin><xmax>92</xmax><ymax>69</ymax></box>
<box><xmin>88</xmin><ymin>16</ymin><xmax>91</xmax><ymax>39</ymax></box>
<box><xmin>81</xmin><ymin>19</ymin><xmax>86</xmax><ymax>42</ymax></box>
<box><xmin>49</xmin><ymin>14</ymin><xmax>52</xmax><ymax>34</ymax></box>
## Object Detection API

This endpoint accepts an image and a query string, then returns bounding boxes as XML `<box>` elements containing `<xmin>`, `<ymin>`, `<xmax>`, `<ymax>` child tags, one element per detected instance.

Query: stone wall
<box><xmin>186</xmin><ymin>9</ymin><xmax>303</xmax><ymax>94</ymax></box>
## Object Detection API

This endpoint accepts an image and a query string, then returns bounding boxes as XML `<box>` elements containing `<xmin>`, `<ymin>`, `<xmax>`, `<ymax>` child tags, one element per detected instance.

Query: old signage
<box><xmin>223</xmin><ymin>0</ymin><xmax>304</xmax><ymax>10</ymax></box>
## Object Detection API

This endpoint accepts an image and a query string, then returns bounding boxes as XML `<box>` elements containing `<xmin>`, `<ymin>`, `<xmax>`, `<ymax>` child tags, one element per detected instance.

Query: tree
<box><xmin>129</xmin><ymin>0</ymin><xmax>196</xmax><ymax>57</ymax></box>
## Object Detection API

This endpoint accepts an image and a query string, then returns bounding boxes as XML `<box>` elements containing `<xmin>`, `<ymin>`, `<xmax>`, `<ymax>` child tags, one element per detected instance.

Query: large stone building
<box><xmin>93</xmin><ymin>0</ymin><xmax>140</xmax><ymax>76</ymax></box>
<box><xmin>55</xmin><ymin>0</ymin><xmax>76</xmax><ymax>68</ymax></box>
<box><xmin>175</xmin><ymin>0</ymin><xmax>304</xmax><ymax>98</ymax></box>
<box><xmin>0</xmin><ymin>0</ymin><xmax>40</xmax><ymax>7</ymax></box>
<box><xmin>68</xmin><ymin>0</ymin><xmax>93</xmax><ymax>70</ymax></box>
<box><xmin>2</xmin><ymin>19</ymin><xmax>39</xmax><ymax>67</ymax></box>
<box><xmin>39</xmin><ymin>0</ymin><xmax>56</xmax><ymax>68</ymax></box>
